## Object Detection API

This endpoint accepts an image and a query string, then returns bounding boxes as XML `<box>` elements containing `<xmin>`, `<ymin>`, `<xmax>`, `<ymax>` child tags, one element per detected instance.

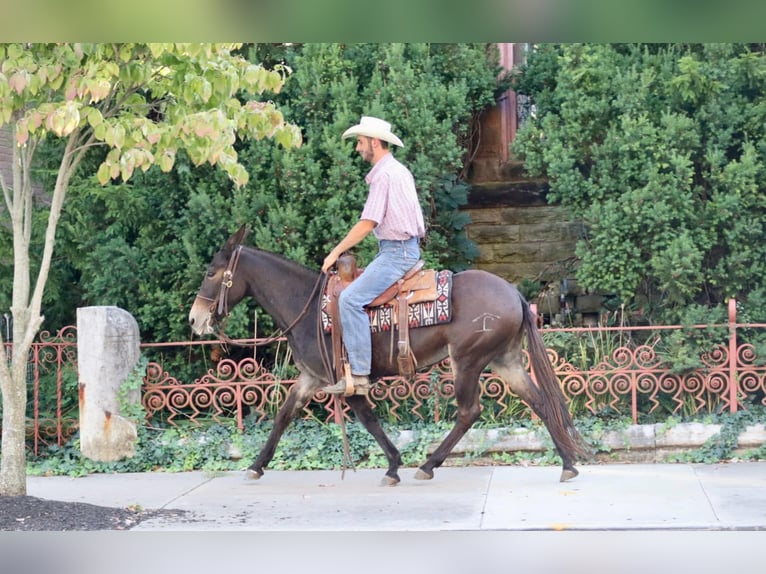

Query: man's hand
<box><xmin>322</xmin><ymin>219</ymin><xmax>375</xmax><ymax>273</ymax></box>
<box><xmin>322</xmin><ymin>251</ymin><xmax>339</xmax><ymax>274</ymax></box>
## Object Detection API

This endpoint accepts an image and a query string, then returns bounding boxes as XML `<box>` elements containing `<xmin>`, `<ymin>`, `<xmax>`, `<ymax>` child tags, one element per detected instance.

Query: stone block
<box><xmin>535</xmin><ymin>293</ymin><xmax>561</xmax><ymax>316</ymax></box>
<box><xmin>455</xmin><ymin>428</ymin><xmax>546</xmax><ymax>453</ymax></box>
<box><xmin>466</xmin><ymin>223</ymin><xmax>520</xmax><ymax>243</ymax></box>
<box><xmin>492</xmin><ymin>242</ymin><xmax>542</xmax><ymax>263</ymax></box>
<box><xmin>738</xmin><ymin>424</ymin><xmax>766</xmax><ymax>447</ymax></box>
<box><xmin>522</xmin><ymin>222</ymin><xmax>576</xmax><ymax>243</ymax></box>
<box><xmin>655</xmin><ymin>422</ymin><xmax>721</xmax><ymax>448</ymax></box>
<box><xmin>601</xmin><ymin>425</ymin><xmax>656</xmax><ymax>450</ymax></box>
<box><xmin>576</xmin><ymin>294</ymin><xmax>604</xmax><ymax>313</ymax></box>
<box><xmin>537</xmin><ymin>242</ymin><xmax>579</xmax><ymax>262</ymax></box>
<box><xmin>465</xmin><ymin>209</ymin><xmax>505</xmax><ymax>225</ymax></box>
<box><xmin>77</xmin><ymin>306</ymin><xmax>141</xmax><ymax>462</ymax></box>
<box><xmin>473</xmin><ymin>262</ymin><xmax>539</xmax><ymax>284</ymax></box>
<box><xmin>499</xmin><ymin>205</ymin><xmax>563</xmax><ymax>225</ymax></box>
<box><xmin>560</xmin><ymin>278</ymin><xmax>582</xmax><ymax>296</ymax></box>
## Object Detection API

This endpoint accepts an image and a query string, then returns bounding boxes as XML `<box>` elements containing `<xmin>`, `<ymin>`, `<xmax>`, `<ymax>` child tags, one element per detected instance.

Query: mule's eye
<box><xmin>206</xmin><ymin>270</ymin><xmax>216</xmax><ymax>278</ymax></box>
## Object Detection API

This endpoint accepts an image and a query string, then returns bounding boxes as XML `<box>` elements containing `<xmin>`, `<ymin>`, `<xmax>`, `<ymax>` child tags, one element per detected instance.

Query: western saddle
<box><xmin>326</xmin><ymin>252</ymin><xmax>439</xmax><ymax>384</ymax></box>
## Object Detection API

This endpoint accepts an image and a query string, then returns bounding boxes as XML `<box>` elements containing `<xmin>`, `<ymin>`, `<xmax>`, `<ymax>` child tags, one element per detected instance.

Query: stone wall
<box><xmin>465</xmin><ymin>85</ymin><xmax>602</xmax><ymax>322</ymax></box>
<box><xmin>420</xmin><ymin>422</ymin><xmax>766</xmax><ymax>464</ymax></box>
<box><xmin>464</xmin><ymin>198</ymin><xmax>583</xmax><ymax>285</ymax></box>
<box><xmin>462</xmin><ymin>192</ymin><xmax>604</xmax><ymax>323</ymax></box>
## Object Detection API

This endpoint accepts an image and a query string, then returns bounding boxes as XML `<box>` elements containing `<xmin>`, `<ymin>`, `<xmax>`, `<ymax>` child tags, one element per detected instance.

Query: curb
<box><xmin>407</xmin><ymin>422</ymin><xmax>766</xmax><ymax>463</ymax></box>
<box><xmin>224</xmin><ymin>423</ymin><xmax>766</xmax><ymax>465</ymax></box>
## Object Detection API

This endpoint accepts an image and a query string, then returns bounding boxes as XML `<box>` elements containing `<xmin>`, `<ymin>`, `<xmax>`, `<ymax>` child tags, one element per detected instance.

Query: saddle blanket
<box><xmin>321</xmin><ymin>269</ymin><xmax>453</xmax><ymax>334</ymax></box>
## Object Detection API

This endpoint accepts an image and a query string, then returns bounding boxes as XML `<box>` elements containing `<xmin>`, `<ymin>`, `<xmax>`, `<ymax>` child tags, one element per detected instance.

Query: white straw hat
<box><xmin>341</xmin><ymin>116</ymin><xmax>404</xmax><ymax>147</ymax></box>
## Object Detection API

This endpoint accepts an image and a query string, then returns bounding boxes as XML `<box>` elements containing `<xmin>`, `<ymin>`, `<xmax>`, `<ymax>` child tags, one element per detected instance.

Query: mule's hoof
<box><xmin>245</xmin><ymin>468</ymin><xmax>263</xmax><ymax>480</ymax></box>
<box><xmin>380</xmin><ymin>475</ymin><xmax>400</xmax><ymax>487</ymax></box>
<box><xmin>560</xmin><ymin>467</ymin><xmax>579</xmax><ymax>482</ymax></box>
<box><xmin>414</xmin><ymin>468</ymin><xmax>433</xmax><ymax>481</ymax></box>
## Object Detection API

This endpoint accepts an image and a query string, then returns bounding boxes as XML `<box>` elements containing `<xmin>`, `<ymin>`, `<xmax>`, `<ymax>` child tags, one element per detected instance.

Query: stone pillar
<box><xmin>77</xmin><ymin>306</ymin><xmax>141</xmax><ymax>461</ymax></box>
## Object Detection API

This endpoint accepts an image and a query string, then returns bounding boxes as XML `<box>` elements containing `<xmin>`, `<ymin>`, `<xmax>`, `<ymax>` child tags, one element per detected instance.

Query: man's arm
<box><xmin>322</xmin><ymin>219</ymin><xmax>377</xmax><ymax>272</ymax></box>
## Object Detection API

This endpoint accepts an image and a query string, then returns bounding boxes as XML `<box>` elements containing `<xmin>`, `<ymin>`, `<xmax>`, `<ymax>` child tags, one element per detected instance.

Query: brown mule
<box><xmin>189</xmin><ymin>226</ymin><xmax>589</xmax><ymax>486</ymax></box>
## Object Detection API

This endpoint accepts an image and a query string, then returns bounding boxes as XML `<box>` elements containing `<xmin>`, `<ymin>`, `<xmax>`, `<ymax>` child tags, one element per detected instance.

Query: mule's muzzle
<box><xmin>188</xmin><ymin>297</ymin><xmax>216</xmax><ymax>336</ymax></box>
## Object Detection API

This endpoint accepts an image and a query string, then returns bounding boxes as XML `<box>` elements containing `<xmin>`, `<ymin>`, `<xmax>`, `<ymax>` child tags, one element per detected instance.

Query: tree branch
<box><xmin>0</xmin><ymin>169</ymin><xmax>10</xmax><ymax>215</ymax></box>
<box><xmin>22</xmin><ymin>135</ymin><xmax>84</xmax><ymax>351</ymax></box>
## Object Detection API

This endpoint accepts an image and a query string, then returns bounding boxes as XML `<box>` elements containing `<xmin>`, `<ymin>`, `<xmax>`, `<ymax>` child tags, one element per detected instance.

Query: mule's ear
<box><xmin>224</xmin><ymin>225</ymin><xmax>250</xmax><ymax>252</ymax></box>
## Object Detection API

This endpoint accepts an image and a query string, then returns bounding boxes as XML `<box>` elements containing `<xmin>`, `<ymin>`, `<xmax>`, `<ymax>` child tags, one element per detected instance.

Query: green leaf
<box><xmin>97</xmin><ymin>162</ymin><xmax>110</xmax><ymax>185</ymax></box>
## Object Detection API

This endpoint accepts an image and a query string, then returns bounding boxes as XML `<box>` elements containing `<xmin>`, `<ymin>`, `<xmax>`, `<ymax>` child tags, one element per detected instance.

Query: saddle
<box><xmin>327</xmin><ymin>253</ymin><xmax>438</xmax><ymax>379</ymax></box>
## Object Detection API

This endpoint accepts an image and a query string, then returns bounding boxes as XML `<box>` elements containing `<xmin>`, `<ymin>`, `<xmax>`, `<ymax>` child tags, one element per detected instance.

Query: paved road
<box><xmin>23</xmin><ymin>462</ymin><xmax>766</xmax><ymax>574</ymax></box>
<box><xmin>28</xmin><ymin>461</ymin><xmax>766</xmax><ymax>531</ymax></box>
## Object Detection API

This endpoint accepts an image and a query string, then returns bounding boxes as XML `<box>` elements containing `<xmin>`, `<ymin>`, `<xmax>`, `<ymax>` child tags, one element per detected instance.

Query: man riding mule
<box><xmin>187</xmin><ymin>118</ymin><xmax>589</xmax><ymax>486</ymax></box>
<box><xmin>321</xmin><ymin>116</ymin><xmax>426</xmax><ymax>397</ymax></box>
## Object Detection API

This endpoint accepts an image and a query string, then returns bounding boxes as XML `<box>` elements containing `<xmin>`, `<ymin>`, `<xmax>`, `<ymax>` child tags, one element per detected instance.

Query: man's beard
<box><xmin>360</xmin><ymin>141</ymin><xmax>374</xmax><ymax>162</ymax></box>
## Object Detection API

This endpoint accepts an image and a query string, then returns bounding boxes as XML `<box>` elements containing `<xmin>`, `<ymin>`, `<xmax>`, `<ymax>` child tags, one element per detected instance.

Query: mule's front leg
<box><xmin>247</xmin><ymin>373</ymin><xmax>318</xmax><ymax>479</ymax></box>
<box><xmin>346</xmin><ymin>395</ymin><xmax>403</xmax><ymax>486</ymax></box>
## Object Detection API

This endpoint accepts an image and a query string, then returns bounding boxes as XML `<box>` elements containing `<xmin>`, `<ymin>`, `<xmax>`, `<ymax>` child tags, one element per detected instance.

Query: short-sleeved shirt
<box><xmin>360</xmin><ymin>153</ymin><xmax>426</xmax><ymax>241</ymax></box>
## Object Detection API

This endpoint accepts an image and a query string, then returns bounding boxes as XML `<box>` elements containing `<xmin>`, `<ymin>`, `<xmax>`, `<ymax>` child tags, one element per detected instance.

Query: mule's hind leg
<box><xmin>415</xmin><ymin>359</ymin><xmax>484</xmax><ymax>480</ymax></box>
<box><xmin>346</xmin><ymin>395</ymin><xmax>403</xmax><ymax>486</ymax></box>
<box><xmin>247</xmin><ymin>372</ymin><xmax>320</xmax><ymax>479</ymax></box>
<box><xmin>491</xmin><ymin>357</ymin><xmax>579</xmax><ymax>482</ymax></box>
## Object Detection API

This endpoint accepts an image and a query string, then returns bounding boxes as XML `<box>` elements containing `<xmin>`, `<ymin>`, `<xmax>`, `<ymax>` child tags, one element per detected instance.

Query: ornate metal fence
<box><xmin>8</xmin><ymin>299</ymin><xmax>766</xmax><ymax>453</ymax></box>
<box><xmin>2</xmin><ymin>326</ymin><xmax>80</xmax><ymax>454</ymax></box>
<box><xmin>551</xmin><ymin>300</ymin><xmax>766</xmax><ymax>420</ymax></box>
<box><xmin>141</xmin><ymin>301</ymin><xmax>766</xmax><ymax>431</ymax></box>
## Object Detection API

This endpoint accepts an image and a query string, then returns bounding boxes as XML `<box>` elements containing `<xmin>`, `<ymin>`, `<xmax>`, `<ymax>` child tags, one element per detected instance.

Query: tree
<box><xmin>513</xmin><ymin>44</ymin><xmax>766</xmax><ymax>324</ymax></box>
<box><xmin>19</xmin><ymin>43</ymin><xmax>508</xmax><ymax>349</ymax></box>
<box><xmin>0</xmin><ymin>43</ymin><xmax>301</xmax><ymax>495</ymax></box>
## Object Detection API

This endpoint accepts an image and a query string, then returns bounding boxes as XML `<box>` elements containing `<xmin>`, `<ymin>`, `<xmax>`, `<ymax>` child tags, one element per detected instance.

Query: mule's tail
<box><xmin>520</xmin><ymin>297</ymin><xmax>590</xmax><ymax>461</ymax></box>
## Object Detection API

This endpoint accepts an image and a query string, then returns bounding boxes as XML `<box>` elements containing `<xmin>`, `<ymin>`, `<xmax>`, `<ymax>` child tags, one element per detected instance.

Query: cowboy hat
<box><xmin>341</xmin><ymin>116</ymin><xmax>404</xmax><ymax>147</ymax></box>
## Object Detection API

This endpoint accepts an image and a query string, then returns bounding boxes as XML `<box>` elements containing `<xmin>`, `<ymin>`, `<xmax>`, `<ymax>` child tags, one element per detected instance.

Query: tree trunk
<box><xmin>0</xmin><ymin>127</ymin><xmax>71</xmax><ymax>496</ymax></box>
<box><xmin>0</xmin><ymin>348</ymin><xmax>30</xmax><ymax>495</ymax></box>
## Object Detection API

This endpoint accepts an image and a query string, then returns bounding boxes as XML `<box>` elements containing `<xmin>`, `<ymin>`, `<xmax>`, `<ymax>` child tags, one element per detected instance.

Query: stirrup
<box><xmin>322</xmin><ymin>375</ymin><xmax>370</xmax><ymax>396</ymax></box>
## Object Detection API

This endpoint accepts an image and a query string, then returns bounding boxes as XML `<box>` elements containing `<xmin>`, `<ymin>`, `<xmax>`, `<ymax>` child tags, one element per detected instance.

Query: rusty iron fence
<box><xmin>6</xmin><ymin>299</ymin><xmax>766</xmax><ymax>454</ymax></box>
<box><xmin>3</xmin><ymin>325</ymin><xmax>80</xmax><ymax>454</ymax></box>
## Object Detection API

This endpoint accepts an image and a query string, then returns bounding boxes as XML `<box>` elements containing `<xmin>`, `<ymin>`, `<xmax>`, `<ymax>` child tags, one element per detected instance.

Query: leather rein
<box><xmin>198</xmin><ymin>245</ymin><xmax>328</xmax><ymax>349</ymax></box>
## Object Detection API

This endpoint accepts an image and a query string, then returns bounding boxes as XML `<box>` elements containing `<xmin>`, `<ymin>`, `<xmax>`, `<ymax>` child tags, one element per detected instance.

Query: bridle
<box><xmin>217</xmin><ymin>244</ymin><xmax>244</xmax><ymax>318</ymax></box>
<box><xmin>194</xmin><ymin>244</ymin><xmax>243</xmax><ymax>323</ymax></box>
<box><xmin>198</xmin><ymin>244</ymin><xmax>328</xmax><ymax>348</ymax></box>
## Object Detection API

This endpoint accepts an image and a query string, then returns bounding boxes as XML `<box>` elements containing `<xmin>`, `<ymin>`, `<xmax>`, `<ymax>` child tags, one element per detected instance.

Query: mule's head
<box><xmin>188</xmin><ymin>225</ymin><xmax>250</xmax><ymax>336</ymax></box>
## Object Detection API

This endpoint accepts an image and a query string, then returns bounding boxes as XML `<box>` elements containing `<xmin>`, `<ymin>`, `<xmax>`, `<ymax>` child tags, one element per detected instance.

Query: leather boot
<box><xmin>322</xmin><ymin>375</ymin><xmax>370</xmax><ymax>396</ymax></box>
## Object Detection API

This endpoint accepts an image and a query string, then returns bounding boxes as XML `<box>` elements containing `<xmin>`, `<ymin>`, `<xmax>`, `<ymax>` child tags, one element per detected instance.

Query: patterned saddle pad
<box><xmin>321</xmin><ymin>270</ymin><xmax>453</xmax><ymax>334</ymax></box>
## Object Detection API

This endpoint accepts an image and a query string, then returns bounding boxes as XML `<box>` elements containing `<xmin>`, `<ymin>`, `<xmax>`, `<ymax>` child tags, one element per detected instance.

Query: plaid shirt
<box><xmin>360</xmin><ymin>153</ymin><xmax>426</xmax><ymax>241</ymax></box>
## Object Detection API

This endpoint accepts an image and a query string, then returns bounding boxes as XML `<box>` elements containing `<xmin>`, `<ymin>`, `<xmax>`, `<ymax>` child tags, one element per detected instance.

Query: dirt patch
<box><xmin>0</xmin><ymin>495</ymin><xmax>185</xmax><ymax>531</ymax></box>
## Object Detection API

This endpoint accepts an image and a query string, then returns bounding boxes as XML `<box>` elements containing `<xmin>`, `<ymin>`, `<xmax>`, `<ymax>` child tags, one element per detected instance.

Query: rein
<box><xmin>314</xmin><ymin>274</ymin><xmax>354</xmax><ymax>477</ymax></box>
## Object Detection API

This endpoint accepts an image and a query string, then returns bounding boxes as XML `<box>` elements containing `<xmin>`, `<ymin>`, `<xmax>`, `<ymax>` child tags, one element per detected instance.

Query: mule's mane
<box><xmin>241</xmin><ymin>245</ymin><xmax>318</xmax><ymax>279</ymax></box>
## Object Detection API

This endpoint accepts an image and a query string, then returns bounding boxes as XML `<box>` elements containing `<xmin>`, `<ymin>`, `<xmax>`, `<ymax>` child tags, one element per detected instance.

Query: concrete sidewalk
<box><xmin>27</xmin><ymin>461</ymin><xmax>766</xmax><ymax>531</ymax></box>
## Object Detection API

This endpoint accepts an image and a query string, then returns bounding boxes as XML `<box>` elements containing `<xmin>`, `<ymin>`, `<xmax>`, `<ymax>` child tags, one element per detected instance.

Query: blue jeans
<box><xmin>338</xmin><ymin>238</ymin><xmax>421</xmax><ymax>375</ymax></box>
